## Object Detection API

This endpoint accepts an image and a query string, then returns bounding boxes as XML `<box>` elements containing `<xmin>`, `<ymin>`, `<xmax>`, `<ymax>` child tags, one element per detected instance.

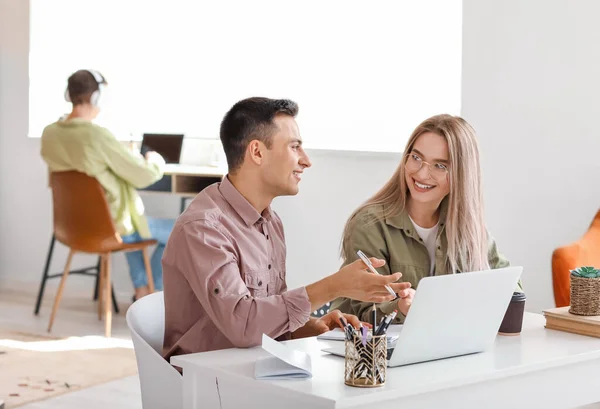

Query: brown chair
<box><xmin>552</xmin><ymin>209</ymin><xmax>600</xmax><ymax>307</ymax></box>
<box><xmin>47</xmin><ymin>171</ymin><xmax>157</xmax><ymax>337</ymax></box>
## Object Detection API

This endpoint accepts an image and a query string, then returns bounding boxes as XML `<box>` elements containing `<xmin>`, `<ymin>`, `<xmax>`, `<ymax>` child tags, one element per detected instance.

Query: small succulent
<box><xmin>570</xmin><ymin>266</ymin><xmax>600</xmax><ymax>279</ymax></box>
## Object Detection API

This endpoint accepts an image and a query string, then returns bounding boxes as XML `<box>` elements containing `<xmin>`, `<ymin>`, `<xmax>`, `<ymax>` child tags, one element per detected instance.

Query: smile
<box><xmin>412</xmin><ymin>178</ymin><xmax>436</xmax><ymax>191</ymax></box>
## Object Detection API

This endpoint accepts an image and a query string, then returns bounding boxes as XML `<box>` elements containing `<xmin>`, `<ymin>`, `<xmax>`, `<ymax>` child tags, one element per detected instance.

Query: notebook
<box><xmin>317</xmin><ymin>326</ymin><xmax>402</xmax><ymax>344</ymax></box>
<box><xmin>319</xmin><ymin>327</ymin><xmax>402</xmax><ymax>360</ymax></box>
<box><xmin>254</xmin><ymin>334</ymin><xmax>312</xmax><ymax>380</ymax></box>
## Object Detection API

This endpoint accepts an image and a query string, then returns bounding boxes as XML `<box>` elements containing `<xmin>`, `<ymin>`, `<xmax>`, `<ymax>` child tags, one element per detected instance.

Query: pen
<box><xmin>359</xmin><ymin>323</ymin><xmax>367</xmax><ymax>346</ymax></box>
<box><xmin>340</xmin><ymin>314</ymin><xmax>359</xmax><ymax>340</ymax></box>
<box><xmin>375</xmin><ymin>310</ymin><xmax>397</xmax><ymax>336</ymax></box>
<box><xmin>356</xmin><ymin>250</ymin><xmax>397</xmax><ymax>298</ymax></box>
<box><xmin>371</xmin><ymin>304</ymin><xmax>377</xmax><ymax>337</ymax></box>
<box><xmin>338</xmin><ymin>315</ymin><xmax>350</xmax><ymax>340</ymax></box>
<box><xmin>374</xmin><ymin>312</ymin><xmax>389</xmax><ymax>336</ymax></box>
<box><xmin>339</xmin><ymin>318</ymin><xmax>348</xmax><ymax>340</ymax></box>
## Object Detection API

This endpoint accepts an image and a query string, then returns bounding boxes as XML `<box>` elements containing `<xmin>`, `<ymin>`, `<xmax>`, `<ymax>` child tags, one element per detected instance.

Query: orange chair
<box><xmin>47</xmin><ymin>171</ymin><xmax>157</xmax><ymax>337</ymax></box>
<box><xmin>552</xmin><ymin>209</ymin><xmax>600</xmax><ymax>307</ymax></box>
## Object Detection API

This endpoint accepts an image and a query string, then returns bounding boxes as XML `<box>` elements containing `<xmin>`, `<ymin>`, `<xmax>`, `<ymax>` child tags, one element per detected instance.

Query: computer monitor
<box><xmin>140</xmin><ymin>133</ymin><xmax>184</xmax><ymax>164</ymax></box>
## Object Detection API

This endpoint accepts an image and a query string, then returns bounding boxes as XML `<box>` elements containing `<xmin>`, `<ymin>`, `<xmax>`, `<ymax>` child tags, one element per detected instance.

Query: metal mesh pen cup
<box><xmin>344</xmin><ymin>333</ymin><xmax>387</xmax><ymax>387</ymax></box>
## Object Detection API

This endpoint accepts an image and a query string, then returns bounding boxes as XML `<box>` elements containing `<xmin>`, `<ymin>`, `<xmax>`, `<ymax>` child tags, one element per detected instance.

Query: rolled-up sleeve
<box><xmin>487</xmin><ymin>232</ymin><xmax>524</xmax><ymax>292</ymax></box>
<box><xmin>176</xmin><ymin>220</ymin><xmax>311</xmax><ymax>348</ymax></box>
<box><xmin>95</xmin><ymin>129</ymin><xmax>164</xmax><ymax>189</ymax></box>
<box><xmin>331</xmin><ymin>214</ymin><xmax>401</xmax><ymax>323</ymax></box>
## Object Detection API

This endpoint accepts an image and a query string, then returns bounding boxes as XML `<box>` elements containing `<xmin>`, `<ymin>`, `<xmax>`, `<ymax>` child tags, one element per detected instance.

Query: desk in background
<box><xmin>140</xmin><ymin>164</ymin><xmax>226</xmax><ymax>212</ymax></box>
<box><xmin>171</xmin><ymin>313</ymin><xmax>600</xmax><ymax>409</ymax></box>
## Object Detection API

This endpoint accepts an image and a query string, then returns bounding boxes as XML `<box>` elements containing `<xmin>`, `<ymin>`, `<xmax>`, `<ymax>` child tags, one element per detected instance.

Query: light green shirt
<box><xmin>40</xmin><ymin>118</ymin><xmax>164</xmax><ymax>238</ymax></box>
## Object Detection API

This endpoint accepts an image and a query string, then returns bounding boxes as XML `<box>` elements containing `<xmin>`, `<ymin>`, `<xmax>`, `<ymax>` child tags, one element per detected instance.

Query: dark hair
<box><xmin>66</xmin><ymin>70</ymin><xmax>106</xmax><ymax>105</ymax></box>
<box><xmin>219</xmin><ymin>97</ymin><xmax>299</xmax><ymax>172</ymax></box>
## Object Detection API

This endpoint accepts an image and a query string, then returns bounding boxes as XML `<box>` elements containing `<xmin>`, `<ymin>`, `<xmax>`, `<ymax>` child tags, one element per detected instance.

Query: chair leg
<box><xmin>34</xmin><ymin>235</ymin><xmax>56</xmax><ymax>315</ymax></box>
<box><xmin>94</xmin><ymin>256</ymin><xmax>119</xmax><ymax>314</ymax></box>
<box><xmin>103</xmin><ymin>253</ymin><xmax>112</xmax><ymax>337</ymax></box>
<box><xmin>110</xmin><ymin>283</ymin><xmax>119</xmax><ymax>314</ymax></box>
<box><xmin>142</xmin><ymin>247</ymin><xmax>155</xmax><ymax>293</ymax></box>
<box><xmin>97</xmin><ymin>255</ymin><xmax>105</xmax><ymax>320</ymax></box>
<box><xmin>93</xmin><ymin>256</ymin><xmax>101</xmax><ymax>300</ymax></box>
<box><xmin>47</xmin><ymin>249</ymin><xmax>75</xmax><ymax>332</ymax></box>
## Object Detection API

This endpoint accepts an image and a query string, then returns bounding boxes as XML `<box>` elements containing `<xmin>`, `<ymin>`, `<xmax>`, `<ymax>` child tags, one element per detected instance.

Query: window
<box><xmin>29</xmin><ymin>0</ymin><xmax>462</xmax><ymax>152</ymax></box>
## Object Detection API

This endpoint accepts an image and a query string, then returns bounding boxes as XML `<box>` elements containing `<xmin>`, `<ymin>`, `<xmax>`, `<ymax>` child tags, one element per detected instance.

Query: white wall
<box><xmin>462</xmin><ymin>0</ymin><xmax>600</xmax><ymax>312</ymax></box>
<box><xmin>271</xmin><ymin>150</ymin><xmax>401</xmax><ymax>290</ymax></box>
<box><xmin>2</xmin><ymin>0</ymin><xmax>600</xmax><ymax>314</ymax></box>
<box><xmin>0</xmin><ymin>0</ymin><xmax>401</xmax><ymax>302</ymax></box>
<box><xmin>0</xmin><ymin>0</ymin><xmax>132</xmax><ymax>295</ymax></box>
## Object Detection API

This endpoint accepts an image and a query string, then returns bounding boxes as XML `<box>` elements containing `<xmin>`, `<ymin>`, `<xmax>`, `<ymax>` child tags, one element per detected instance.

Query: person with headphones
<box><xmin>40</xmin><ymin>69</ymin><xmax>175</xmax><ymax>301</ymax></box>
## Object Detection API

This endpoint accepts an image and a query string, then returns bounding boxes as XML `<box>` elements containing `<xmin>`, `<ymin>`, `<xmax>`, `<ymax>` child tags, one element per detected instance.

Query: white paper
<box><xmin>254</xmin><ymin>334</ymin><xmax>312</xmax><ymax>380</ymax></box>
<box><xmin>316</xmin><ymin>328</ymin><xmax>347</xmax><ymax>341</ymax></box>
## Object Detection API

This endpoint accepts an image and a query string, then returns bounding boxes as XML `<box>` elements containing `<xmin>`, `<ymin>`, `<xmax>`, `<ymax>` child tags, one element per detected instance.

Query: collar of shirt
<box><xmin>219</xmin><ymin>175</ymin><xmax>273</xmax><ymax>227</ymax></box>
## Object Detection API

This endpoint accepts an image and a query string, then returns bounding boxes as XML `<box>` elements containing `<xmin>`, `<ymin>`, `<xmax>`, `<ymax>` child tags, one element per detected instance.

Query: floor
<box><xmin>0</xmin><ymin>284</ymin><xmax>141</xmax><ymax>409</ymax></box>
<box><xmin>13</xmin><ymin>377</ymin><xmax>140</xmax><ymax>409</ymax></box>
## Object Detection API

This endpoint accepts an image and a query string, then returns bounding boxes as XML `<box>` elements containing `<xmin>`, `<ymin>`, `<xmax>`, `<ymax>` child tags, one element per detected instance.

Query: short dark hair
<box><xmin>66</xmin><ymin>70</ymin><xmax>106</xmax><ymax>105</ymax></box>
<box><xmin>219</xmin><ymin>97</ymin><xmax>299</xmax><ymax>172</ymax></box>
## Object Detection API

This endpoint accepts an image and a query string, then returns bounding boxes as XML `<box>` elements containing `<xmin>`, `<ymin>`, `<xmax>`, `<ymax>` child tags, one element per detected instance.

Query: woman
<box><xmin>329</xmin><ymin>114</ymin><xmax>522</xmax><ymax>323</ymax></box>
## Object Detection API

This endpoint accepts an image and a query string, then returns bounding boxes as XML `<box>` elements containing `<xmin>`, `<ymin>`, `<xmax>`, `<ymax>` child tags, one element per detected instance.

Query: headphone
<box><xmin>64</xmin><ymin>69</ymin><xmax>107</xmax><ymax>107</ymax></box>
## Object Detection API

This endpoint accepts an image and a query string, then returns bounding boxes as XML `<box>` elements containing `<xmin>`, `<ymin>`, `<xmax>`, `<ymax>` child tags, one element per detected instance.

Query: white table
<box><xmin>140</xmin><ymin>164</ymin><xmax>225</xmax><ymax>212</ymax></box>
<box><xmin>171</xmin><ymin>313</ymin><xmax>600</xmax><ymax>409</ymax></box>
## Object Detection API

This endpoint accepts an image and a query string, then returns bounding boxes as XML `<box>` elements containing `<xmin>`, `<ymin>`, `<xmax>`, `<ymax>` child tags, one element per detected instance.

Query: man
<box><xmin>41</xmin><ymin>69</ymin><xmax>174</xmax><ymax>301</ymax></box>
<box><xmin>162</xmin><ymin>97</ymin><xmax>410</xmax><ymax>360</ymax></box>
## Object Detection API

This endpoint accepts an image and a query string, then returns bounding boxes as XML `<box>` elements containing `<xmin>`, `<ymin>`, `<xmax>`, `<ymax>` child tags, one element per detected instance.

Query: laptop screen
<box><xmin>140</xmin><ymin>133</ymin><xmax>184</xmax><ymax>164</ymax></box>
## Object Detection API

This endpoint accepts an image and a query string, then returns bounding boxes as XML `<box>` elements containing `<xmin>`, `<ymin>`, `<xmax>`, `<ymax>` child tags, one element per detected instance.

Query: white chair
<box><xmin>126</xmin><ymin>291</ymin><xmax>182</xmax><ymax>409</ymax></box>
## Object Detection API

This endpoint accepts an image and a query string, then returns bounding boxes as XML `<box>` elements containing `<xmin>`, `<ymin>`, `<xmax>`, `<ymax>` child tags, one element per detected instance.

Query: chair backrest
<box><xmin>126</xmin><ymin>292</ymin><xmax>182</xmax><ymax>409</ymax></box>
<box><xmin>552</xmin><ymin>209</ymin><xmax>600</xmax><ymax>307</ymax></box>
<box><xmin>50</xmin><ymin>171</ymin><xmax>121</xmax><ymax>253</ymax></box>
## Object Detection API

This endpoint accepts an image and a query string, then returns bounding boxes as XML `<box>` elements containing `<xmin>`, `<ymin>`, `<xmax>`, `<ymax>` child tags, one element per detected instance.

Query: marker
<box><xmin>375</xmin><ymin>310</ymin><xmax>398</xmax><ymax>336</ymax></box>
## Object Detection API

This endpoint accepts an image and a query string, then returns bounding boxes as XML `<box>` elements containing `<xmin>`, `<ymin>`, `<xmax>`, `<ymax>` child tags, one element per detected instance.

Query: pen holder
<box><xmin>344</xmin><ymin>333</ymin><xmax>387</xmax><ymax>388</ymax></box>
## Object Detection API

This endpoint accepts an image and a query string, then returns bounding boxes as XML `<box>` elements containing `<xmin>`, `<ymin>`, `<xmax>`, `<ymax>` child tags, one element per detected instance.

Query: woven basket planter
<box><xmin>569</xmin><ymin>275</ymin><xmax>600</xmax><ymax>316</ymax></box>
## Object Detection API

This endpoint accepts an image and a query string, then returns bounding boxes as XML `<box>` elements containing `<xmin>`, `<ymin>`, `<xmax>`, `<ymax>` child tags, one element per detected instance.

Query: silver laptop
<box><xmin>322</xmin><ymin>266</ymin><xmax>523</xmax><ymax>367</ymax></box>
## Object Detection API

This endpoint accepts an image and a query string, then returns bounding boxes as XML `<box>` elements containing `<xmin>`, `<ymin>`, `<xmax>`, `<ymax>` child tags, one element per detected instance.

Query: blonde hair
<box><xmin>341</xmin><ymin>114</ymin><xmax>489</xmax><ymax>274</ymax></box>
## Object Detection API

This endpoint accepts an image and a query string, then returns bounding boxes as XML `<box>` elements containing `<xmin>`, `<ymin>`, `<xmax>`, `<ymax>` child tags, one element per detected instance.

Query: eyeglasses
<box><xmin>404</xmin><ymin>153</ymin><xmax>449</xmax><ymax>180</ymax></box>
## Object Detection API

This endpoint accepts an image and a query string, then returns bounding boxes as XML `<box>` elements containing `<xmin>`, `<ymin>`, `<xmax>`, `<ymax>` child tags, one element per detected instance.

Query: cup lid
<box><xmin>512</xmin><ymin>291</ymin><xmax>526</xmax><ymax>302</ymax></box>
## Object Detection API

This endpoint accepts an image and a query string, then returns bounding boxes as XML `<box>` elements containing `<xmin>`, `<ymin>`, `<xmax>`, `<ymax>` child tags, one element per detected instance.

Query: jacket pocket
<box><xmin>245</xmin><ymin>270</ymin><xmax>269</xmax><ymax>298</ymax></box>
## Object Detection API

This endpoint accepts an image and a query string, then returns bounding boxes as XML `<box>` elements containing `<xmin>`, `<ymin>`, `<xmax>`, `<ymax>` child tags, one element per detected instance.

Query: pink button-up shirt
<box><xmin>162</xmin><ymin>176</ymin><xmax>311</xmax><ymax>361</ymax></box>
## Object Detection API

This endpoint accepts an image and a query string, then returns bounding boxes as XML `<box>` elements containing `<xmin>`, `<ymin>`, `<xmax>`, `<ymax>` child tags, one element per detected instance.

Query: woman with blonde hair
<box><xmin>330</xmin><ymin>114</ymin><xmax>521</xmax><ymax>323</ymax></box>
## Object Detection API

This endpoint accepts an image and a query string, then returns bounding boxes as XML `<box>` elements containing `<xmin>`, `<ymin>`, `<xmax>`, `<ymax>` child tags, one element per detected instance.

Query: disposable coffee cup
<box><xmin>498</xmin><ymin>292</ymin><xmax>526</xmax><ymax>335</ymax></box>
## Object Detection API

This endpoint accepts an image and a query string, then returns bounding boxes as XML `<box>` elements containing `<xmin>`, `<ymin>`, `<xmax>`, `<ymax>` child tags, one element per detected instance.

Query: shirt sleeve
<box><xmin>175</xmin><ymin>219</ymin><xmax>311</xmax><ymax>348</ymax></box>
<box><xmin>94</xmin><ymin>128</ymin><xmax>165</xmax><ymax>189</ymax></box>
<box><xmin>487</xmin><ymin>232</ymin><xmax>524</xmax><ymax>292</ymax></box>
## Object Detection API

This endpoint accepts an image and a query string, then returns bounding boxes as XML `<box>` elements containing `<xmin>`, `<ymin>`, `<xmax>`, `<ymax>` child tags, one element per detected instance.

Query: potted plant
<box><xmin>569</xmin><ymin>266</ymin><xmax>600</xmax><ymax>316</ymax></box>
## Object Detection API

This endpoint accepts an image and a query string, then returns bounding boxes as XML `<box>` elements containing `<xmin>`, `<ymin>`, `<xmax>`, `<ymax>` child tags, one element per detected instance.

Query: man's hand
<box><xmin>145</xmin><ymin>150</ymin><xmax>165</xmax><ymax>165</ymax></box>
<box><xmin>397</xmin><ymin>288</ymin><xmax>416</xmax><ymax>316</ymax></box>
<box><xmin>331</xmin><ymin>258</ymin><xmax>411</xmax><ymax>303</ymax></box>
<box><xmin>293</xmin><ymin>310</ymin><xmax>370</xmax><ymax>339</ymax></box>
<box><xmin>315</xmin><ymin>309</ymin><xmax>371</xmax><ymax>332</ymax></box>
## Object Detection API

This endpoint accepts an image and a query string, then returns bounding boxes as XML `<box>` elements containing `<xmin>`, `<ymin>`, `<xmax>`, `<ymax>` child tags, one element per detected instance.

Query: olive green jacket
<box><xmin>330</xmin><ymin>199</ymin><xmax>522</xmax><ymax>324</ymax></box>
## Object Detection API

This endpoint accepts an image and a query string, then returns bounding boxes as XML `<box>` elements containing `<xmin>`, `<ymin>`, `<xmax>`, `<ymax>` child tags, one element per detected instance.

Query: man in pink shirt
<box><xmin>162</xmin><ymin>97</ymin><xmax>410</xmax><ymax>360</ymax></box>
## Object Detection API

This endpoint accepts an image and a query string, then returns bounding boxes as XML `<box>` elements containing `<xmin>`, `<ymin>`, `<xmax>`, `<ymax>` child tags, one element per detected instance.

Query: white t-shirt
<box><xmin>409</xmin><ymin>216</ymin><xmax>439</xmax><ymax>276</ymax></box>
